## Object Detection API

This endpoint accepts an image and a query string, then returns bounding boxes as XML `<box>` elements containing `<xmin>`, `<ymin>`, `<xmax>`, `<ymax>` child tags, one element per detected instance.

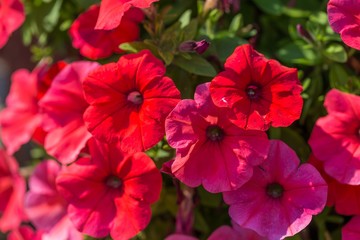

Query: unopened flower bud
<box><xmin>179</xmin><ymin>39</ymin><xmax>210</xmax><ymax>54</ymax></box>
<box><xmin>296</xmin><ymin>24</ymin><xmax>315</xmax><ymax>43</ymax></box>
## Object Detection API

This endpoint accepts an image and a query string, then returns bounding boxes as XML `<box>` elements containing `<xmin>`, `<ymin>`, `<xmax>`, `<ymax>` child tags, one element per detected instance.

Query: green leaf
<box><xmin>213</xmin><ymin>36</ymin><xmax>247</xmax><ymax>62</ymax></box>
<box><xmin>276</xmin><ymin>42</ymin><xmax>318</xmax><ymax>66</ymax></box>
<box><xmin>119</xmin><ymin>41</ymin><xmax>158</xmax><ymax>54</ymax></box>
<box><xmin>43</xmin><ymin>0</ymin><xmax>63</xmax><ymax>32</ymax></box>
<box><xmin>252</xmin><ymin>0</ymin><xmax>284</xmax><ymax>16</ymax></box>
<box><xmin>158</xmin><ymin>49</ymin><xmax>174</xmax><ymax>66</ymax></box>
<box><xmin>229</xmin><ymin>14</ymin><xmax>243</xmax><ymax>33</ymax></box>
<box><xmin>282</xmin><ymin>7</ymin><xmax>311</xmax><ymax>18</ymax></box>
<box><xmin>329</xmin><ymin>64</ymin><xmax>349</xmax><ymax>89</ymax></box>
<box><xmin>182</xmin><ymin>19</ymin><xmax>198</xmax><ymax>41</ymax></box>
<box><xmin>179</xmin><ymin>9</ymin><xmax>192</xmax><ymax>28</ymax></box>
<box><xmin>172</xmin><ymin>54</ymin><xmax>217</xmax><ymax>77</ymax></box>
<box><xmin>323</xmin><ymin>43</ymin><xmax>348</xmax><ymax>63</ymax></box>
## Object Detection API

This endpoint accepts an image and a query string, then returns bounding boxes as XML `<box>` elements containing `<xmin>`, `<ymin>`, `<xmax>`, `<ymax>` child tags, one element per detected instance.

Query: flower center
<box><xmin>206</xmin><ymin>125</ymin><xmax>225</xmax><ymax>142</ymax></box>
<box><xmin>105</xmin><ymin>176</ymin><xmax>122</xmax><ymax>189</ymax></box>
<box><xmin>246</xmin><ymin>84</ymin><xmax>261</xmax><ymax>100</ymax></box>
<box><xmin>127</xmin><ymin>91</ymin><xmax>143</xmax><ymax>105</ymax></box>
<box><xmin>266</xmin><ymin>182</ymin><xmax>284</xmax><ymax>199</ymax></box>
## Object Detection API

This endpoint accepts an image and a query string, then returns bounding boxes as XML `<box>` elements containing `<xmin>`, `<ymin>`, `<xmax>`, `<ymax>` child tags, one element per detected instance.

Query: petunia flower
<box><xmin>328</xmin><ymin>0</ymin><xmax>360</xmax><ymax>50</ymax></box>
<box><xmin>83</xmin><ymin>50</ymin><xmax>181</xmax><ymax>153</ymax></box>
<box><xmin>56</xmin><ymin>138</ymin><xmax>162</xmax><ymax>240</ymax></box>
<box><xmin>39</xmin><ymin>61</ymin><xmax>99</xmax><ymax>164</ymax></box>
<box><xmin>69</xmin><ymin>5</ymin><xmax>143</xmax><ymax>60</ymax></box>
<box><xmin>7</xmin><ymin>226</ymin><xmax>42</xmax><ymax>240</ymax></box>
<box><xmin>308</xmin><ymin>89</ymin><xmax>360</xmax><ymax>185</ymax></box>
<box><xmin>0</xmin><ymin>61</ymin><xmax>66</xmax><ymax>155</ymax></box>
<box><xmin>165</xmin><ymin>224</ymin><xmax>265</xmax><ymax>240</ymax></box>
<box><xmin>24</xmin><ymin>160</ymin><xmax>82</xmax><ymax>240</ymax></box>
<box><xmin>309</xmin><ymin>154</ymin><xmax>360</xmax><ymax>216</ymax></box>
<box><xmin>210</xmin><ymin>44</ymin><xmax>303</xmax><ymax>131</ymax></box>
<box><xmin>165</xmin><ymin>82</ymin><xmax>269</xmax><ymax>193</ymax></box>
<box><xmin>95</xmin><ymin>0</ymin><xmax>158</xmax><ymax>30</ymax></box>
<box><xmin>342</xmin><ymin>215</ymin><xmax>360</xmax><ymax>239</ymax></box>
<box><xmin>0</xmin><ymin>0</ymin><xmax>25</xmax><ymax>49</ymax></box>
<box><xmin>223</xmin><ymin>140</ymin><xmax>327</xmax><ymax>240</ymax></box>
<box><xmin>0</xmin><ymin>149</ymin><xmax>26</xmax><ymax>232</ymax></box>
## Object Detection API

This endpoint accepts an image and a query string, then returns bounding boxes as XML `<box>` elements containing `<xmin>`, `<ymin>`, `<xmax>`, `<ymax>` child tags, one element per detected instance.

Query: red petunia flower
<box><xmin>210</xmin><ymin>44</ymin><xmax>303</xmax><ymax>131</ymax></box>
<box><xmin>56</xmin><ymin>139</ymin><xmax>162</xmax><ymax>240</ymax></box>
<box><xmin>309</xmin><ymin>154</ymin><xmax>360</xmax><ymax>216</ymax></box>
<box><xmin>0</xmin><ymin>149</ymin><xmax>26</xmax><ymax>232</ymax></box>
<box><xmin>342</xmin><ymin>215</ymin><xmax>360</xmax><ymax>239</ymax></box>
<box><xmin>165</xmin><ymin>83</ymin><xmax>269</xmax><ymax>193</ymax></box>
<box><xmin>69</xmin><ymin>5</ymin><xmax>143</xmax><ymax>60</ymax></box>
<box><xmin>223</xmin><ymin>140</ymin><xmax>327</xmax><ymax>240</ymax></box>
<box><xmin>83</xmin><ymin>50</ymin><xmax>181</xmax><ymax>153</ymax></box>
<box><xmin>0</xmin><ymin>60</ymin><xmax>65</xmax><ymax>155</ymax></box>
<box><xmin>328</xmin><ymin>0</ymin><xmax>360</xmax><ymax>50</ymax></box>
<box><xmin>39</xmin><ymin>61</ymin><xmax>99</xmax><ymax>164</ymax></box>
<box><xmin>24</xmin><ymin>160</ymin><xmax>82</xmax><ymax>240</ymax></box>
<box><xmin>0</xmin><ymin>0</ymin><xmax>25</xmax><ymax>48</ymax></box>
<box><xmin>7</xmin><ymin>226</ymin><xmax>42</xmax><ymax>240</ymax></box>
<box><xmin>95</xmin><ymin>0</ymin><xmax>158</xmax><ymax>30</ymax></box>
<box><xmin>308</xmin><ymin>89</ymin><xmax>360</xmax><ymax>185</ymax></box>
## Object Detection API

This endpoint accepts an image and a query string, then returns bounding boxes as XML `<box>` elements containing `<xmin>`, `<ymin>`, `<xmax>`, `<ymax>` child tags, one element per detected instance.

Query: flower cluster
<box><xmin>0</xmin><ymin>0</ymin><xmax>359</xmax><ymax>239</ymax></box>
<box><xmin>308</xmin><ymin>89</ymin><xmax>360</xmax><ymax>237</ymax></box>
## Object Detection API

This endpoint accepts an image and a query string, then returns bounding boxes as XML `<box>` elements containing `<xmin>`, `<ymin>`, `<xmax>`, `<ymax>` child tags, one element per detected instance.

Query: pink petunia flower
<box><xmin>0</xmin><ymin>61</ymin><xmax>66</xmax><ymax>155</ymax></box>
<box><xmin>56</xmin><ymin>139</ymin><xmax>162</xmax><ymax>240</ymax></box>
<box><xmin>95</xmin><ymin>0</ymin><xmax>158</xmax><ymax>30</ymax></box>
<box><xmin>0</xmin><ymin>149</ymin><xmax>26</xmax><ymax>232</ymax></box>
<box><xmin>83</xmin><ymin>50</ymin><xmax>181</xmax><ymax>153</ymax></box>
<box><xmin>308</xmin><ymin>89</ymin><xmax>360</xmax><ymax>185</ymax></box>
<box><xmin>7</xmin><ymin>226</ymin><xmax>42</xmax><ymax>240</ymax></box>
<box><xmin>0</xmin><ymin>0</ymin><xmax>25</xmax><ymax>49</ymax></box>
<box><xmin>24</xmin><ymin>160</ymin><xmax>82</xmax><ymax>240</ymax></box>
<box><xmin>39</xmin><ymin>61</ymin><xmax>99</xmax><ymax>164</ymax></box>
<box><xmin>328</xmin><ymin>0</ymin><xmax>360</xmax><ymax>50</ymax></box>
<box><xmin>69</xmin><ymin>5</ymin><xmax>143</xmax><ymax>60</ymax></box>
<box><xmin>210</xmin><ymin>44</ymin><xmax>303</xmax><ymax>131</ymax></box>
<box><xmin>223</xmin><ymin>140</ymin><xmax>327</xmax><ymax>240</ymax></box>
<box><xmin>165</xmin><ymin>224</ymin><xmax>265</xmax><ymax>240</ymax></box>
<box><xmin>164</xmin><ymin>234</ymin><xmax>197</xmax><ymax>240</ymax></box>
<box><xmin>165</xmin><ymin>82</ymin><xmax>269</xmax><ymax>193</ymax></box>
<box><xmin>342</xmin><ymin>215</ymin><xmax>360</xmax><ymax>240</ymax></box>
<box><xmin>309</xmin><ymin>154</ymin><xmax>360</xmax><ymax>216</ymax></box>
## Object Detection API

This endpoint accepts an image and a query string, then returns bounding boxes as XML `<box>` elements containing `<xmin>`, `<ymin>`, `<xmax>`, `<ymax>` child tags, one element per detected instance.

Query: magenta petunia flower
<box><xmin>95</xmin><ymin>0</ymin><xmax>158</xmax><ymax>30</ymax></box>
<box><xmin>328</xmin><ymin>0</ymin><xmax>360</xmax><ymax>50</ymax></box>
<box><xmin>165</xmin><ymin>234</ymin><xmax>197</xmax><ymax>240</ymax></box>
<box><xmin>308</xmin><ymin>89</ymin><xmax>360</xmax><ymax>185</ymax></box>
<box><xmin>0</xmin><ymin>0</ymin><xmax>25</xmax><ymax>48</ymax></box>
<box><xmin>210</xmin><ymin>44</ymin><xmax>303</xmax><ymax>131</ymax></box>
<box><xmin>165</xmin><ymin>224</ymin><xmax>264</xmax><ymax>240</ymax></box>
<box><xmin>342</xmin><ymin>215</ymin><xmax>360</xmax><ymax>239</ymax></box>
<box><xmin>7</xmin><ymin>226</ymin><xmax>42</xmax><ymax>240</ymax></box>
<box><xmin>83</xmin><ymin>50</ymin><xmax>181</xmax><ymax>153</ymax></box>
<box><xmin>56</xmin><ymin>139</ymin><xmax>162</xmax><ymax>239</ymax></box>
<box><xmin>309</xmin><ymin>154</ymin><xmax>360</xmax><ymax>216</ymax></box>
<box><xmin>0</xmin><ymin>149</ymin><xmax>26</xmax><ymax>232</ymax></box>
<box><xmin>223</xmin><ymin>140</ymin><xmax>327</xmax><ymax>240</ymax></box>
<box><xmin>69</xmin><ymin>5</ymin><xmax>143</xmax><ymax>60</ymax></box>
<box><xmin>165</xmin><ymin>82</ymin><xmax>269</xmax><ymax>193</ymax></box>
<box><xmin>24</xmin><ymin>160</ymin><xmax>82</xmax><ymax>240</ymax></box>
<box><xmin>0</xmin><ymin>61</ymin><xmax>66</xmax><ymax>155</ymax></box>
<box><xmin>39</xmin><ymin>61</ymin><xmax>99</xmax><ymax>164</ymax></box>
<box><xmin>207</xmin><ymin>225</ymin><xmax>245</xmax><ymax>240</ymax></box>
